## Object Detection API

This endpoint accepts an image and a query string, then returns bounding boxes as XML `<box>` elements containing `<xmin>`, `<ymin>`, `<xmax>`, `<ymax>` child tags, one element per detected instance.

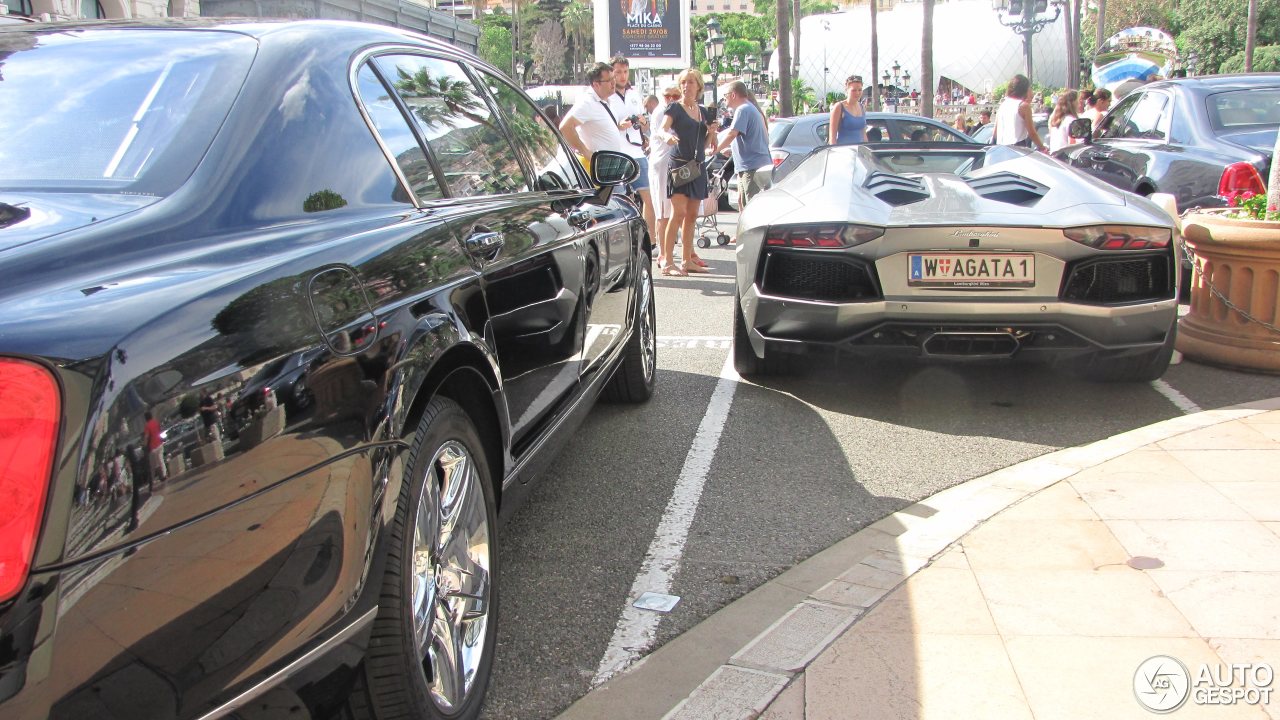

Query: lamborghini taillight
<box><xmin>1064</xmin><ymin>225</ymin><xmax>1172</xmax><ymax>251</ymax></box>
<box><xmin>765</xmin><ymin>224</ymin><xmax>884</xmax><ymax>248</ymax></box>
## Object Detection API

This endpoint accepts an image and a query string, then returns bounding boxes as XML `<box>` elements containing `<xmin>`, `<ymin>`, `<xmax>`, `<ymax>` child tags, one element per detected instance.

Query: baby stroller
<box><xmin>695</xmin><ymin>156</ymin><xmax>733</xmax><ymax>249</ymax></box>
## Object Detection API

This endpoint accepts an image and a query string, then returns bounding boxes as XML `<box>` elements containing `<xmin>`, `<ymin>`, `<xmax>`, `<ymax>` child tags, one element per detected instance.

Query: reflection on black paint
<box><xmin>49</xmin><ymin>512</ymin><xmax>345</xmax><ymax>720</ymax></box>
<box><xmin>303</xmin><ymin>190</ymin><xmax>348</xmax><ymax>213</ymax></box>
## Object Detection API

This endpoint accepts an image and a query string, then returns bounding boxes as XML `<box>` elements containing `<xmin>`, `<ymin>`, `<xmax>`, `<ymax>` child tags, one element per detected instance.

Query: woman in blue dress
<box><xmin>827</xmin><ymin>75</ymin><xmax>867</xmax><ymax>145</ymax></box>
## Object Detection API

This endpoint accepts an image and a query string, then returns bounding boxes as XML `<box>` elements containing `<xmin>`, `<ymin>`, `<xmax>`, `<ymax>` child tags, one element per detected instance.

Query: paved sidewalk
<box><xmin>559</xmin><ymin>399</ymin><xmax>1280</xmax><ymax>720</ymax></box>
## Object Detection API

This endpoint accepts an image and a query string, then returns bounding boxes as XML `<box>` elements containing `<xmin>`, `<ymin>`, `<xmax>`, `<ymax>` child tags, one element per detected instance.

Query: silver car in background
<box><xmin>733</xmin><ymin>142</ymin><xmax>1180</xmax><ymax>382</ymax></box>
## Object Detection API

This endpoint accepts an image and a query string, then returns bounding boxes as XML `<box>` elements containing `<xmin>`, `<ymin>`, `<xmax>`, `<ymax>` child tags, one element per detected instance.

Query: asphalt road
<box><xmin>479</xmin><ymin>211</ymin><xmax>1280</xmax><ymax>720</ymax></box>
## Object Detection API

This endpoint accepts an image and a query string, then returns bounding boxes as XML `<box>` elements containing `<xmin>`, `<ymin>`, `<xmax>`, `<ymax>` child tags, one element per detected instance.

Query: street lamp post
<box><xmin>821</xmin><ymin>20</ymin><xmax>831</xmax><ymax>111</ymax></box>
<box><xmin>992</xmin><ymin>0</ymin><xmax>1060</xmax><ymax>85</ymax></box>
<box><xmin>902</xmin><ymin>69</ymin><xmax>912</xmax><ymax>108</ymax></box>
<box><xmin>705</xmin><ymin>16</ymin><xmax>726</xmax><ymax>106</ymax></box>
<box><xmin>884</xmin><ymin>60</ymin><xmax>902</xmax><ymax>111</ymax></box>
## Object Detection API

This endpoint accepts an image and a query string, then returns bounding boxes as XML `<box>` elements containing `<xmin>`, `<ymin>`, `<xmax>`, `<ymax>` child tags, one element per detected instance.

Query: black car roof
<box><xmin>0</xmin><ymin>17</ymin><xmax>470</xmax><ymax>59</ymax></box>
<box><xmin>1148</xmin><ymin>72</ymin><xmax>1280</xmax><ymax>94</ymax></box>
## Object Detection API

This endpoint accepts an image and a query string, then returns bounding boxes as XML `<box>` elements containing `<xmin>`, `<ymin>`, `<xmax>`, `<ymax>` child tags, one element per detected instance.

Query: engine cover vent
<box><xmin>864</xmin><ymin>171</ymin><xmax>929</xmax><ymax>206</ymax></box>
<box><xmin>966</xmin><ymin>172</ymin><xmax>1049</xmax><ymax>206</ymax></box>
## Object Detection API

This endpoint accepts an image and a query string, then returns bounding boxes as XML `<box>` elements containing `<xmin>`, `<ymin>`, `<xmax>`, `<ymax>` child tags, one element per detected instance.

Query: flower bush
<box><xmin>1225</xmin><ymin>190</ymin><xmax>1280</xmax><ymax>221</ymax></box>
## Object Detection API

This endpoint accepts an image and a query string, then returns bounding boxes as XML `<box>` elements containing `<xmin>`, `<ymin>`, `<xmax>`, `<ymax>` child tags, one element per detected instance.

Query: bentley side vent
<box><xmin>966</xmin><ymin>172</ymin><xmax>1049</xmax><ymax>206</ymax></box>
<box><xmin>864</xmin><ymin>171</ymin><xmax>929</xmax><ymax>206</ymax></box>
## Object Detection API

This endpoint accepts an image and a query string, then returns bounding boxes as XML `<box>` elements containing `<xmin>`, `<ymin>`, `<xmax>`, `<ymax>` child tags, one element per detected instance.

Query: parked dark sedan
<box><xmin>0</xmin><ymin>19</ymin><xmax>654</xmax><ymax>720</ymax></box>
<box><xmin>767</xmin><ymin>111</ymin><xmax>976</xmax><ymax>182</ymax></box>
<box><xmin>1056</xmin><ymin>74</ymin><xmax>1280</xmax><ymax>209</ymax></box>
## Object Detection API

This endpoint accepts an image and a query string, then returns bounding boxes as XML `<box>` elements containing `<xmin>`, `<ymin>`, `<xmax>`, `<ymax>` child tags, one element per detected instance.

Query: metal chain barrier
<box><xmin>1177</xmin><ymin>229</ymin><xmax>1280</xmax><ymax>337</ymax></box>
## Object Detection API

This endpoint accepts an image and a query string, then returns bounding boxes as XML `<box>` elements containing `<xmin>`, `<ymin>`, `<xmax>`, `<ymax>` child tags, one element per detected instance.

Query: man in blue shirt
<box><xmin>713</xmin><ymin>81</ymin><xmax>773</xmax><ymax>210</ymax></box>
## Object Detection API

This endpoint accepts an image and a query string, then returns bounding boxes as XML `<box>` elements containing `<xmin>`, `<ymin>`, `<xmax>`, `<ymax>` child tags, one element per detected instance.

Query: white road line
<box><xmin>1151</xmin><ymin>379</ymin><xmax>1202</xmax><ymax>415</ymax></box>
<box><xmin>592</xmin><ymin>353</ymin><xmax>740</xmax><ymax>687</ymax></box>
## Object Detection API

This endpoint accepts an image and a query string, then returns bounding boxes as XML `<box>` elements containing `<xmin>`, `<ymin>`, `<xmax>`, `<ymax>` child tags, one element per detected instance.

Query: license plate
<box><xmin>908</xmin><ymin>253</ymin><xmax>1035</xmax><ymax>287</ymax></box>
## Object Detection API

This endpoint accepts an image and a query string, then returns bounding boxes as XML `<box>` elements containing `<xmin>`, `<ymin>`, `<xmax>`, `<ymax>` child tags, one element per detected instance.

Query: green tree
<box><xmin>1175</xmin><ymin>0</ymin><xmax>1280</xmax><ymax>74</ymax></box>
<box><xmin>792</xmin><ymin>76</ymin><xmax>815</xmax><ymax>111</ymax></box>
<box><xmin>479</xmin><ymin>25</ymin><xmax>513</xmax><ymax>76</ymax></box>
<box><xmin>1220</xmin><ymin>44</ymin><xmax>1280</xmax><ymax>72</ymax></box>
<box><xmin>531</xmin><ymin>20</ymin><xmax>567</xmax><ymax>83</ymax></box>
<box><xmin>562</xmin><ymin>1</ymin><xmax>592</xmax><ymax>80</ymax></box>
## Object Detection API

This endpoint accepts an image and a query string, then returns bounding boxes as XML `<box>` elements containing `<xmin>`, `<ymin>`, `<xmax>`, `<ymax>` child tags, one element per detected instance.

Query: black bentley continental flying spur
<box><xmin>0</xmin><ymin>19</ymin><xmax>654</xmax><ymax>720</ymax></box>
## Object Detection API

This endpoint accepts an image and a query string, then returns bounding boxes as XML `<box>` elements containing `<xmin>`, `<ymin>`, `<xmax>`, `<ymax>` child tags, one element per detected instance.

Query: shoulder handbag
<box><xmin>668</xmin><ymin>157</ymin><xmax>701</xmax><ymax>188</ymax></box>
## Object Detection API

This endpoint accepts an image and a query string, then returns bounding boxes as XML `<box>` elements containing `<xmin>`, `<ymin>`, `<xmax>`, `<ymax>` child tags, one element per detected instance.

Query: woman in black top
<box><xmin>657</xmin><ymin>68</ymin><xmax>717</xmax><ymax>276</ymax></box>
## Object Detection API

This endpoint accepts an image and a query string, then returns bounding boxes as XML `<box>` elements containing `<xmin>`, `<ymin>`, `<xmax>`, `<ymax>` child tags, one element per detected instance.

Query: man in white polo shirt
<box><xmin>559</xmin><ymin>62</ymin><xmax>627</xmax><ymax>174</ymax></box>
<box><xmin>608</xmin><ymin>55</ymin><xmax>656</xmax><ymax>244</ymax></box>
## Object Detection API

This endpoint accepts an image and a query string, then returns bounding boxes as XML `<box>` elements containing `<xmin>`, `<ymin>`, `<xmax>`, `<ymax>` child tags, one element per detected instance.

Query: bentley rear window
<box><xmin>1208</xmin><ymin>89</ymin><xmax>1280</xmax><ymax>131</ymax></box>
<box><xmin>0</xmin><ymin>29</ymin><xmax>256</xmax><ymax>193</ymax></box>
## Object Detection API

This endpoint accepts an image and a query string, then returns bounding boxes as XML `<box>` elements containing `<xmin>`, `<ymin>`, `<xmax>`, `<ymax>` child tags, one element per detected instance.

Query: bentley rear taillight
<box><xmin>770</xmin><ymin>149</ymin><xmax>789</xmax><ymax>168</ymax></box>
<box><xmin>0</xmin><ymin>358</ymin><xmax>60</xmax><ymax>603</ymax></box>
<box><xmin>1064</xmin><ymin>225</ymin><xmax>1172</xmax><ymax>250</ymax></box>
<box><xmin>765</xmin><ymin>224</ymin><xmax>884</xmax><ymax>249</ymax></box>
<box><xmin>1218</xmin><ymin>162</ymin><xmax>1266</xmax><ymax>199</ymax></box>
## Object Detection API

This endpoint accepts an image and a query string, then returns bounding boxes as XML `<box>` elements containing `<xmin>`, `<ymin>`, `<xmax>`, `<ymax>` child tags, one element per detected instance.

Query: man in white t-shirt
<box><xmin>559</xmin><ymin>62</ymin><xmax>627</xmax><ymax>170</ymax></box>
<box><xmin>609</xmin><ymin>55</ymin><xmax>655</xmax><ymax>244</ymax></box>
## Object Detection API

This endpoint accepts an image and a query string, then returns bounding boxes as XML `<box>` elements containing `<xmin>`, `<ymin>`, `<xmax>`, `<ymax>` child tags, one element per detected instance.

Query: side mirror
<box><xmin>1068</xmin><ymin>117</ymin><xmax>1093</xmax><ymax>141</ymax></box>
<box><xmin>590</xmin><ymin>151</ymin><xmax>639</xmax><ymax>186</ymax></box>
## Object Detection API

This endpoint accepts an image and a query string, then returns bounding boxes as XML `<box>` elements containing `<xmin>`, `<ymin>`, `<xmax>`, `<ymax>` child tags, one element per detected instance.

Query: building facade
<box><xmin>690</xmin><ymin>0</ymin><xmax>755</xmax><ymax>14</ymax></box>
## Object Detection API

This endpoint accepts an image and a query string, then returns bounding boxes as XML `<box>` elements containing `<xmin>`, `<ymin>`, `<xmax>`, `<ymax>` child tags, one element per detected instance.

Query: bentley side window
<box><xmin>353</xmin><ymin>63</ymin><xmax>443</xmax><ymax>203</ymax></box>
<box><xmin>477</xmin><ymin>72</ymin><xmax>586</xmax><ymax>192</ymax></box>
<box><xmin>1121</xmin><ymin>92</ymin><xmax>1169</xmax><ymax>140</ymax></box>
<box><xmin>1097</xmin><ymin>94</ymin><xmax>1140</xmax><ymax>140</ymax></box>
<box><xmin>374</xmin><ymin>55</ymin><xmax>530</xmax><ymax>198</ymax></box>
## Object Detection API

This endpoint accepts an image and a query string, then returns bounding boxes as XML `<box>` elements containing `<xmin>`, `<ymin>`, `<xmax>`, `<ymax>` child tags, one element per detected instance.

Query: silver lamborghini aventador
<box><xmin>733</xmin><ymin>143</ymin><xmax>1180</xmax><ymax>382</ymax></box>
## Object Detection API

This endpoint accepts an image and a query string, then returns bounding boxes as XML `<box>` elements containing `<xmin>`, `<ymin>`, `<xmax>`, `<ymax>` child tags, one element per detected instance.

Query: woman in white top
<box><xmin>1047</xmin><ymin>89</ymin><xmax>1080</xmax><ymax>153</ymax></box>
<box><xmin>647</xmin><ymin>85</ymin><xmax>680</xmax><ymax>267</ymax></box>
<box><xmin>1082</xmin><ymin>88</ymin><xmax>1112</xmax><ymax>137</ymax></box>
<box><xmin>993</xmin><ymin>74</ymin><xmax>1047</xmax><ymax>152</ymax></box>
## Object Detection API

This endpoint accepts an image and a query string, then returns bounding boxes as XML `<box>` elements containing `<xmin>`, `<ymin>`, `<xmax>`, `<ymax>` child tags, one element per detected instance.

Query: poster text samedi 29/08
<box><xmin>610</xmin><ymin>0</ymin><xmax>682</xmax><ymax>61</ymax></box>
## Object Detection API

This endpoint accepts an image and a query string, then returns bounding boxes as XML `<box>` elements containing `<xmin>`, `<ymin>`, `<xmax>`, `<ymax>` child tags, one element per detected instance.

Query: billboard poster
<box><xmin>594</xmin><ymin>0</ymin><xmax>690</xmax><ymax>70</ymax></box>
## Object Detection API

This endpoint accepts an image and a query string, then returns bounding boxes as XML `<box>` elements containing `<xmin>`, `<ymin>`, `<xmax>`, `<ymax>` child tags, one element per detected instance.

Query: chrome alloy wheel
<box><xmin>639</xmin><ymin>264</ymin><xmax>655</xmax><ymax>384</ymax></box>
<box><xmin>411</xmin><ymin>439</ymin><xmax>492</xmax><ymax>714</ymax></box>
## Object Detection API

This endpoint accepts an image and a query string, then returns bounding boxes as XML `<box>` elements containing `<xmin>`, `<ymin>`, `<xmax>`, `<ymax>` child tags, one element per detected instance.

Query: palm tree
<box><xmin>1095</xmin><ymin>0</ymin><xmax>1106</xmax><ymax>66</ymax></box>
<box><xmin>777</xmin><ymin>0</ymin><xmax>793</xmax><ymax>117</ymax></box>
<box><xmin>870</xmin><ymin>0</ymin><xmax>879</xmax><ymax>111</ymax></box>
<box><xmin>562</xmin><ymin>1</ymin><xmax>591</xmax><ymax>80</ymax></box>
<box><xmin>921</xmin><ymin>0</ymin><xmax>934</xmax><ymax>118</ymax></box>
<box><xmin>1246</xmin><ymin>0</ymin><xmax>1258</xmax><ymax>71</ymax></box>
<box><xmin>792</xmin><ymin>0</ymin><xmax>802</xmax><ymax>80</ymax></box>
<box><xmin>394</xmin><ymin>67</ymin><xmax>489</xmax><ymax>130</ymax></box>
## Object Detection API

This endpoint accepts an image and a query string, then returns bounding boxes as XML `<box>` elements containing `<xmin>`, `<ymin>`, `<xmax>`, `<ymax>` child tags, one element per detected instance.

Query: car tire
<box><xmin>291</xmin><ymin>377</ymin><xmax>312</xmax><ymax>411</ymax></box>
<box><xmin>733</xmin><ymin>293</ymin><xmax>787</xmax><ymax>377</ymax></box>
<box><xmin>603</xmin><ymin>254</ymin><xmax>656</xmax><ymax>403</ymax></box>
<box><xmin>1079</xmin><ymin>324</ymin><xmax>1177</xmax><ymax>383</ymax></box>
<box><xmin>362</xmin><ymin>395</ymin><xmax>498</xmax><ymax>720</ymax></box>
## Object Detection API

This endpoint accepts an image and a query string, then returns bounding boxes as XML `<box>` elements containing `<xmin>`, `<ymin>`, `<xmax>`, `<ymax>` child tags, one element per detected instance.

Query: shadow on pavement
<box><xmin>483</xmin><ymin>365</ymin><xmax>908</xmax><ymax>720</ymax></box>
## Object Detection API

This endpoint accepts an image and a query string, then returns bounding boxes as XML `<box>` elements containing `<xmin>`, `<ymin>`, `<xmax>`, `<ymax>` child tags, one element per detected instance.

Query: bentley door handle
<box><xmin>463</xmin><ymin>230</ymin><xmax>505</xmax><ymax>262</ymax></box>
<box><xmin>1088</xmin><ymin>151</ymin><xmax>1111</xmax><ymax>162</ymax></box>
<box><xmin>567</xmin><ymin>209</ymin><xmax>592</xmax><ymax>229</ymax></box>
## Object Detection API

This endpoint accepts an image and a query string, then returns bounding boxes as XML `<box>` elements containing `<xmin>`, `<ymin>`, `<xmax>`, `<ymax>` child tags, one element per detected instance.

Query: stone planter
<box><xmin>1176</xmin><ymin>210</ymin><xmax>1280</xmax><ymax>373</ymax></box>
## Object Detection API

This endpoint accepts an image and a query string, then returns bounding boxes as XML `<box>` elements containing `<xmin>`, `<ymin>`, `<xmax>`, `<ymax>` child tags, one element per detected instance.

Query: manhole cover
<box><xmin>1127</xmin><ymin>556</ymin><xmax>1165</xmax><ymax>570</ymax></box>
